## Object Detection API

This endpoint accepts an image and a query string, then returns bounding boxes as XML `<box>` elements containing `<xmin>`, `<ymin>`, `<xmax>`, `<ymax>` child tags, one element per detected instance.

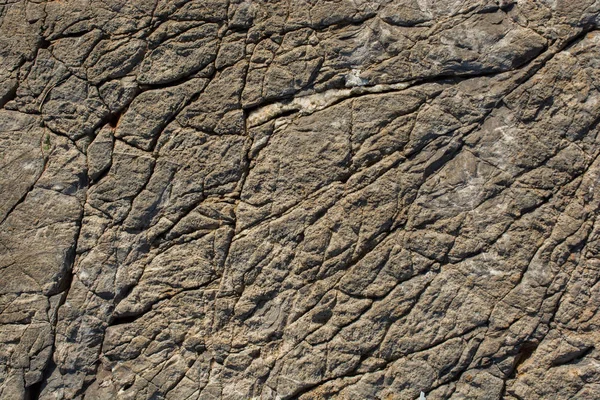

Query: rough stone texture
<box><xmin>1</xmin><ymin>1</ymin><xmax>600</xmax><ymax>399</ymax></box>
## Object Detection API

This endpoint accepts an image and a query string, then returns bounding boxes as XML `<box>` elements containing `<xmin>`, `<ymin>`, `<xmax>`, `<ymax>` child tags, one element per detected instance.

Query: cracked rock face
<box><xmin>2</xmin><ymin>1</ymin><xmax>600</xmax><ymax>399</ymax></box>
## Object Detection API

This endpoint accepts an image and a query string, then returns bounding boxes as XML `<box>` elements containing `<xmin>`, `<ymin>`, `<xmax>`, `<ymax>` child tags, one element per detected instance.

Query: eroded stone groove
<box><xmin>1</xmin><ymin>1</ymin><xmax>600</xmax><ymax>399</ymax></box>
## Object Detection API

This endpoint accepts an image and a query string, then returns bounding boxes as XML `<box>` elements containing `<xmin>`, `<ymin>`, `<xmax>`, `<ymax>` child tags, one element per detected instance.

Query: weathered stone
<box><xmin>1</xmin><ymin>1</ymin><xmax>600</xmax><ymax>399</ymax></box>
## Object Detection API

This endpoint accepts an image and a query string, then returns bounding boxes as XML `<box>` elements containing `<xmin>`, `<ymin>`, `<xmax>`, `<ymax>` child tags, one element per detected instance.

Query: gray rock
<box><xmin>1</xmin><ymin>1</ymin><xmax>600</xmax><ymax>399</ymax></box>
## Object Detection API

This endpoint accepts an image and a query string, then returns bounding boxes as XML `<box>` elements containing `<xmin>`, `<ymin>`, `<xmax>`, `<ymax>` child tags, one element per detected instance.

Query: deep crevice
<box><xmin>106</xmin><ymin>111</ymin><xmax>122</xmax><ymax>129</ymax></box>
<box><xmin>509</xmin><ymin>341</ymin><xmax>539</xmax><ymax>378</ymax></box>
<box><xmin>38</xmin><ymin>38</ymin><xmax>51</xmax><ymax>49</ymax></box>
<box><xmin>24</xmin><ymin>360</ymin><xmax>56</xmax><ymax>400</ymax></box>
<box><xmin>109</xmin><ymin>313</ymin><xmax>143</xmax><ymax>327</ymax></box>
<box><xmin>0</xmin><ymin>83</ymin><xmax>18</xmax><ymax>108</ymax></box>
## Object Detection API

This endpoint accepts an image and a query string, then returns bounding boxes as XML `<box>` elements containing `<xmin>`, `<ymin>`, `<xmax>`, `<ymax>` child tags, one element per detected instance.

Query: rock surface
<box><xmin>1</xmin><ymin>1</ymin><xmax>600</xmax><ymax>399</ymax></box>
